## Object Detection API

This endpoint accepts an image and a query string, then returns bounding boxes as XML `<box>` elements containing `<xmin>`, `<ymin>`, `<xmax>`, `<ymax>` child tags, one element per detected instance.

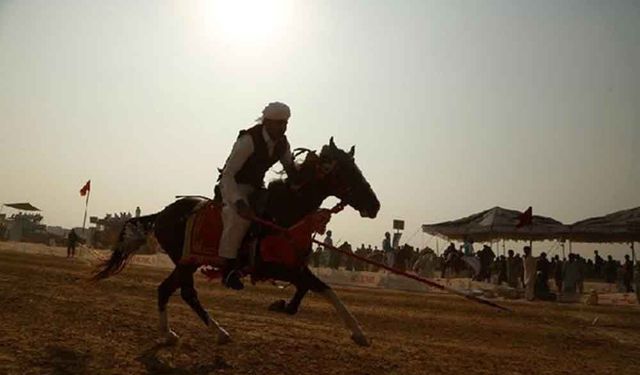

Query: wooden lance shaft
<box><xmin>311</xmin><ymin>238</ymin><xmax>512</xmax><ymax>313</ymax></box>
<box><xmin>249</xmin><ymin>214</ymin><xmax>512</xmax><ymax>312</ymax></box>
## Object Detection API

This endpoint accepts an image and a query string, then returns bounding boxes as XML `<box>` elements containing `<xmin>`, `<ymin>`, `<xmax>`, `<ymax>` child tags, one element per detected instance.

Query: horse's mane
<box><xmin>266</xmin><ymin>140</ymin><xmax>356</xmax><ymax>193</ymax></box>
<box><xmin>266</xmin><ymin>148</ymin><xmax>319</xmax><ymax>191</ymax></box>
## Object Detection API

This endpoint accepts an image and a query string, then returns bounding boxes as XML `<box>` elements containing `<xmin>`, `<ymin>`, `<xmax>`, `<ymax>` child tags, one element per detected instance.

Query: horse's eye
<box><xmin>321</xmin><ymin>161</ymin><xmax>336</xmax><ymax>174</ymax></box>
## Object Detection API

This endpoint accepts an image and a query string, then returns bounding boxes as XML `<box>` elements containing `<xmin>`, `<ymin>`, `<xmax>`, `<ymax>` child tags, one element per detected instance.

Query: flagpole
<box><xmin>82</xmin><ymin>188</ymin><xmax>90</xmax><ymax>231</ymax></box>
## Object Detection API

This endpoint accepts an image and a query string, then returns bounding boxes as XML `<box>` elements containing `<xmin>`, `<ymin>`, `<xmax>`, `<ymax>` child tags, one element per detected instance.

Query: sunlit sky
<box><xmin>1</xmin><ymin>0</ymin><xmax>639</xmax><ymax>259</ymax></box>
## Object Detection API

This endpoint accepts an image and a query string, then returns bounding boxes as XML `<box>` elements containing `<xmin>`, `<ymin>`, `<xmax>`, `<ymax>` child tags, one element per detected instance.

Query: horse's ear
<box><xmin>348</xmin><ymin>145</ymin><xmax>355</xmax><ymax>157</ymax></box>
<box><xmin>329</xmin><ymin>137</ymin><xmax>336</xmax><ymax>149</ymax></box>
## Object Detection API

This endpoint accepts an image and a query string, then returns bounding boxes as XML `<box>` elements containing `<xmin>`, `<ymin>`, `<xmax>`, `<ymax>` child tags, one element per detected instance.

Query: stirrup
<box><xmin>223</xmin><ymin>270</ymin><xmax>244</xmax><ymax>290</ymax></box>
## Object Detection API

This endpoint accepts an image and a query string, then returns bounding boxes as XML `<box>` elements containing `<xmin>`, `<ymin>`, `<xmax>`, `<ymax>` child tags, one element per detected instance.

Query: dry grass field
<box><xmin>0</xmin><ymin>245</ymin><xmax>639</xmax><ymax>375</ymax></box>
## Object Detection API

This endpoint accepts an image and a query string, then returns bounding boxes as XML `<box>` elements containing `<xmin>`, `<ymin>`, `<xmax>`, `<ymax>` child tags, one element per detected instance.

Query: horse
<box><xmin>93</xmin><ymin>138</ymin><xmax>380</xmax><ymax>347</ymax></box>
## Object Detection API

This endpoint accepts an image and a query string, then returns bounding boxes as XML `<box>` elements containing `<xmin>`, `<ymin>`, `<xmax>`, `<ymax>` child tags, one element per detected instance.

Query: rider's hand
<box><xmin>235</xmin><ymin>200</ymin><xmax>255</xmax><ymax>220</ymax></box>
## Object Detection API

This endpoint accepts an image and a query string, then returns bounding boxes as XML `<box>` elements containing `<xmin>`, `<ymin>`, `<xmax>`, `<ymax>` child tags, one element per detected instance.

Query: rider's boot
<box><xmin>222</xmin><ymin>258</ymin><xmax>244</xmax><ymax>290</ymax></box>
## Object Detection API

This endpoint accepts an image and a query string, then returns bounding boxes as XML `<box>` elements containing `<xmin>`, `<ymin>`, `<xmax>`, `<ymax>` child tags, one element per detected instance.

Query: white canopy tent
<box><xmin>421</xmin><ymin>206</ymin><xmax>569</xmax><ymax>243</ymax></box>
<box><xmin>568</xmin><ymin>206</ymin><xmax>640</xmax><ymax>262</ymax></box>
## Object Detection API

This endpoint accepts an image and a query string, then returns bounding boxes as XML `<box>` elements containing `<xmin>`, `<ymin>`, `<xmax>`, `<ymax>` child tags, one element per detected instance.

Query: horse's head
<box><xmin>307</xmin><ymin>137</ymin><xmax>380</xmax><ymax>218</ymax></box>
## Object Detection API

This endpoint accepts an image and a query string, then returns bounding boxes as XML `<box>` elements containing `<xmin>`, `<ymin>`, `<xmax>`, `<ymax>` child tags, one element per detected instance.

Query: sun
<box><xmin>196</xmin><ymin>0</ymin><xmax>292</xmax><ymax>44</ymax></box>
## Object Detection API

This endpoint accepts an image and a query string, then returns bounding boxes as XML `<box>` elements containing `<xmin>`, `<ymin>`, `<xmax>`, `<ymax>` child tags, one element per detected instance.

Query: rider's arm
<box><xmin>280</xmin><ymin>142</ymin><xmax>297</xmax><ymax>178</ymax></box>
<box><xmin>220</xmin><ymin>135</ymin><xmax>254</xmax><ymax>205</ymax></box>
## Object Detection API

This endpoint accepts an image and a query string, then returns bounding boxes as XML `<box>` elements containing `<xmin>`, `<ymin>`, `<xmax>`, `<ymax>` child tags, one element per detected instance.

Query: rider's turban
<box><xmin>261</xmin><ymin>102</ymin><xmax>291</xmax><ymax>121</ymax></box>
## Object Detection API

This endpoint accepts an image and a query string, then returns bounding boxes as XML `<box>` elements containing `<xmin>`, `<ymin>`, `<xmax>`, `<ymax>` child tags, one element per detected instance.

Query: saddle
<box><xmin>180</xmin><ymin>192</ymin><xmax>331</xmax><ymax>276</ymax></box>
<box><xmin>179</xmin><ymin>195</ymin><xmax>266</xmax><ymax>268</ymax></box>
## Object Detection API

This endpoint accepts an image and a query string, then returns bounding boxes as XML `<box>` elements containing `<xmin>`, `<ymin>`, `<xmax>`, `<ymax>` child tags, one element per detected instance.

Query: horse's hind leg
<box><xmin>177</xmin><ymin>265</ymin><xmax>231</xmax><ymax>345</ymax></box>
<box><xmin>269</xmin><ymin>286</ymin><xmax>308</xmax><ymax>315</ymax></box>
<box><xmin>158</xmin><ymin>267</ymin><xmax>181</xmax><ymax>344</ymax></box>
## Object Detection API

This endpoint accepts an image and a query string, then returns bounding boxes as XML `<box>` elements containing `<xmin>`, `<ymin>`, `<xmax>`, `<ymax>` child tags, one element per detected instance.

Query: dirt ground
<box><xmin>0</xmin><ymin>246</ymin><xmax>639</xmax><ymax>375</ymax></box>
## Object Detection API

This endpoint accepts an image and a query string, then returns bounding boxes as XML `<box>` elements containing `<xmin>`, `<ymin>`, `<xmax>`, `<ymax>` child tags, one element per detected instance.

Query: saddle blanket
<box><xmin>180</xmin><ymin>200</ymin><xmax>333</xmax><ymax>269</ymax></box>
<box><xmin>180</xmin><ymin>200</ymin><xmax>223</xmax><ymax>265</ymax></box>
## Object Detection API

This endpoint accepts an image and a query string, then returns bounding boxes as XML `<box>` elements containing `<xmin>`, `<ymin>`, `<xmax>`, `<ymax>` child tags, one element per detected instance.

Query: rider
<box><xmin>218</xmin><ymin>102</ymin><xmax>297</xmax><ymax>290</ymax></box>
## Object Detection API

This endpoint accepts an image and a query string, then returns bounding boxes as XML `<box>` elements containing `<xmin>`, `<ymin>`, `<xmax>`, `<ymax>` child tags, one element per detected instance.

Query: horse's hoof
<box><xmin>159</xmin><ymin>330</ymin><xmax>179</xmax><ymax>345</ymax></box>
<box><xmin>351</xmin><ymin>333</ymin><xmax>371</xmax><ymax>347</ymax></box>
<box><xmin>216</xmin><ymin>328</ymin><xmax>231</xmax><ymax>345</ymax></box>
<box><xmin>268</xmin><ymin>299</ymin><xmax>287</xmax><ymax>313</ymax></box>
<box><xmin>284</xmin><ymin>305</ymin><xmax>298</xmax><ymax>315</ymax></box>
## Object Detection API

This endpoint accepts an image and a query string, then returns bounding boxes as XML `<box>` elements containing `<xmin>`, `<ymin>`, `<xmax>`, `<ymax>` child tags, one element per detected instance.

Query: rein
<box><xmin>290</xmin><ymin>148</ymin><xmax>350</xmax><ymax>197</ymax></box>
<box><xmin>250</xmin><ymin>200</ymin><xmax>347</xmax><ymax>235</ymax></box>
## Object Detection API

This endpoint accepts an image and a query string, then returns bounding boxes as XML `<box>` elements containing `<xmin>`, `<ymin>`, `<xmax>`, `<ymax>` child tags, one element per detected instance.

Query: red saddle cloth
<box><xmin>180</xmin><ymin>201</ymin><xmax>224</xmax><ymax>265</ymax></box>
<box><xmin>260</xmin><ymin>210</ymin><xmax>331</xmax><ymax>268</ymax></box>
<box><xmin>182</xmin><ymin>201</ymin><xmax>333</xmax><ymax>272</ymax></box>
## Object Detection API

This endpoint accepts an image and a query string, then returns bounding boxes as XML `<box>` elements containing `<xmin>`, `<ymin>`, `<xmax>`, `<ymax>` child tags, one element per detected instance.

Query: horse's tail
<box><xmin>92</xmin><ymin>213</ymin><xmax>158</xmax><ymax>281</ymax></box>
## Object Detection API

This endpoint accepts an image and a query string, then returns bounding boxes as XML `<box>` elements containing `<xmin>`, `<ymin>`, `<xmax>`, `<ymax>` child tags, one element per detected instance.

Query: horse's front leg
<box><xmin>320</xmin><ymin>287</ymin><xmax>369</xmax><ymax>346</ymax></box>
<box><xmin>300</xmin><ymin>267</ymin><xmax>369</xmax><ymax>346</ymax></box>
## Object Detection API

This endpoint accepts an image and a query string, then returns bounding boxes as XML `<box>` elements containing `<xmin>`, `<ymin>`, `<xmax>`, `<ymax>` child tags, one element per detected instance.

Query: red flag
<box><xmin>516</xmin><ymin>206</ymin><xmax>533</xmax><ymax>228</ymax></box>
<box><xmin>80</xmin><ymin>180</ymin><xmax>91</xmax><ymax>196</ymax></box>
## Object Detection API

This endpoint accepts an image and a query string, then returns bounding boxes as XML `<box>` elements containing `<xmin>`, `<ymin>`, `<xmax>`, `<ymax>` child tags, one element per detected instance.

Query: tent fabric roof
<box><xmin>3</xmin><ymin>203</ymin><xmax>41</xmax><ymax>211</ymax></box>
<box><xmin>421</xmin><ymin>206</ymin><xmax>569</xmax><ymax>242</ymax></box>
<box><xmin>568</xmin><ymin>206</ymin><xmax>640</xmax><ymax>243</ymax></box>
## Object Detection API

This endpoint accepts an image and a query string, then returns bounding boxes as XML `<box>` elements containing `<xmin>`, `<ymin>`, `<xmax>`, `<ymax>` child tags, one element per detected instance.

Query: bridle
<box><xmin>291</xmin><ymin>148</ymin><xmax>354</xmax><ymax>203</ymax></box>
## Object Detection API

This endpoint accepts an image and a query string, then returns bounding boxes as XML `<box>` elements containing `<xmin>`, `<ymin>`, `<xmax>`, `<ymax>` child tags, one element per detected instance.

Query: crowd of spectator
<box><xmin>310</xmin><ymin>231</ymin><xmax>638</xmax><ymax>301</ymax></box>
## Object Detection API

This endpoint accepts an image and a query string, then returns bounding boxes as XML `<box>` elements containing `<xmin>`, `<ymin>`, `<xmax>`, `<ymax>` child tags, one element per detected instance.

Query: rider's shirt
<box><xmin>220</xmin><ymin>124</ymin><xmax>294</xmax><ymax>204</ymax></box>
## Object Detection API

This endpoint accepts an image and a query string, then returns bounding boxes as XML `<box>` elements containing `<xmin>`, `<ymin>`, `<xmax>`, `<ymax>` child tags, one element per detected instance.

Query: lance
<box><xmin>310</xmin><ymin>238</ymin><xmax>511</xmax><ymax>312</ymax></box>
<box><xmin>248</xmin><ymin>212</ymin><xmax>512</xmax><ymax>313</ymax></box>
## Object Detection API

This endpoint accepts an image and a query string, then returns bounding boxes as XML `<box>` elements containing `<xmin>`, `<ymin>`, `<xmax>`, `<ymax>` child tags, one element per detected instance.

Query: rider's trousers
<box><xmin>218</xmin><ymin>184</ymin><xmax>254</xmax><ymax>259</ymax></box>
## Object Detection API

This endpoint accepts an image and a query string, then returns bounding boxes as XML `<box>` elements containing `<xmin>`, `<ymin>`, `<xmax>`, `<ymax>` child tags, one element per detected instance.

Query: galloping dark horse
<box><xmin>93</xmin><ymin>138</ymin><xmax>380</xmax><ymax>346</ymax></box>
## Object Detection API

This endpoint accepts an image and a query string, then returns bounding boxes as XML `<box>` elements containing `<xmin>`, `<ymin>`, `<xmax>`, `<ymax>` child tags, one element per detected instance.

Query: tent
<box><xmin>568</xmin><ymin>207</ymin><xmax>640</xmax><ymax>262</ymax></box>
<box><xmin>421</xmin><ymin>206</ymin><xmax>569</xmax><ymax>242</ymax></box>
<box><xmin>568</xmin><ymin>207</ymin><xmax>640</xmax><ymax>243</ymax></box>
<box><xmin>1</xmin><ymin>202</ymin><xmax>42</xmax><ymax>241</ymax></box>
<box><xmin>3</xmin><ymin>202</ymin><xmax>41</xmax><ymax>211</ymax></box>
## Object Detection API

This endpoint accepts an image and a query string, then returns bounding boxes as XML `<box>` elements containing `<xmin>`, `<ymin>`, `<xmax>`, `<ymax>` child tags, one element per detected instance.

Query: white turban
<box><xmin>261</xmin><ymin>101</ymin><xmax>291</xmax><ymax>121</ymax></box>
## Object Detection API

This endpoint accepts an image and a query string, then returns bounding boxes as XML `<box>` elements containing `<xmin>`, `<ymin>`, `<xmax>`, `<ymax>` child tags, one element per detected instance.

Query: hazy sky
<box><xmin>1</xmin><ymin>0</ymin><xmax>639</xmax><ymax>258</ymax></box>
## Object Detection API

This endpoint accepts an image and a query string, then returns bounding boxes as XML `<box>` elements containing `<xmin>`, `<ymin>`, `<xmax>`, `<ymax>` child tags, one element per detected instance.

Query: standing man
<box><xmin>623</xmin><ymin>255</ymin><xmax>634</xmax><ymax>293</ymax></box>
<box><xmin>563</xmin><ymin>254</ymin><xmax>581</xmax><ymax>295</ymax></box>
<box><xmin>323</xmin><ymin>230</ymin><xmax>336</xmax><ymax>269</ymax></box>
<box><xmin>535</xmin><ymin>252</ymin><xmax>552</xmax><ymax>300</ymax></box>
<box><xmin>323</xmin><ymin>230</ymin><xmax>333</xmax><ymax>249</ymax></box>
<box><xmin>67</xmin><ymin>229</ymin><xmax>78</xmax><ymax>258</ymax></box>
<box><xmin>478</xmin><ymin>245</ymin><xmax>495</xmax><ymax>282</ymax></box>
<box><xmin>382</xmin><ymin>232</ymin><xmax>394</xmax><ymax>268</ymax></box>
<box><xmin>462</xmin><ymin>238</ymin><xmax>474</xmax><ymax>256</ymax></box>
<box><xmin>523</xmin><ymin>246</ymin><xmax>537</xmax><ymax>301</ymax></box>
<box><xmin>635</xmin><ymin>262</ymin><xmax>640</xmax><ymax>303</ymax></box>
<box><xmin>217</xmin><ymin>102</ymin><xmax>296</xmax><ymax>290</ymax></box>
<box><xmin>593</xmin><ymin>250</ymin><xmax>604</xmax><ymax>278</ymax></box>
<box><xmin>553</xmin><ymin>255</ymin><xmax>564</xmax><ymax>293</ymax></box>
<box><xmin>604</xmin><ymin>255</ymin><xmax>618</xmax><ymax>284</ymax></box>
<box><xmin>506</xmin><ymin>250</ymin><xmax>518</xmax><ymax>288</ymax></box>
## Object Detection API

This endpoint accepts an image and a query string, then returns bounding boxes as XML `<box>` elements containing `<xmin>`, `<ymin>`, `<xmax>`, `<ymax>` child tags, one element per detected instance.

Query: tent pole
<box><xmin>631</xmin><ymin>242</ymin><xmax>636</xmax><ymax>264</ymax></box>
<box><xmin>569</xmin><ymin>240</ymin><xmax>572</xmax><ymax>254</ymax></box>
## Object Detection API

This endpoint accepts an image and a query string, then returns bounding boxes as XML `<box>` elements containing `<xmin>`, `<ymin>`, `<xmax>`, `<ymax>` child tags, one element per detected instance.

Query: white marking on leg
<box><xmin>207</xmin><ymin>316</ymin><xmax>231</xmax><ymax>345</ymax></box>
<box><xmin>321</xmin><ymin>289</ymin><xmax>370</xmax><ymax>346</ymax></box>
<box><xmin>158</xmin><ymin>309</ymin><xmax>179</xmax><ymax>344</ymax></box>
